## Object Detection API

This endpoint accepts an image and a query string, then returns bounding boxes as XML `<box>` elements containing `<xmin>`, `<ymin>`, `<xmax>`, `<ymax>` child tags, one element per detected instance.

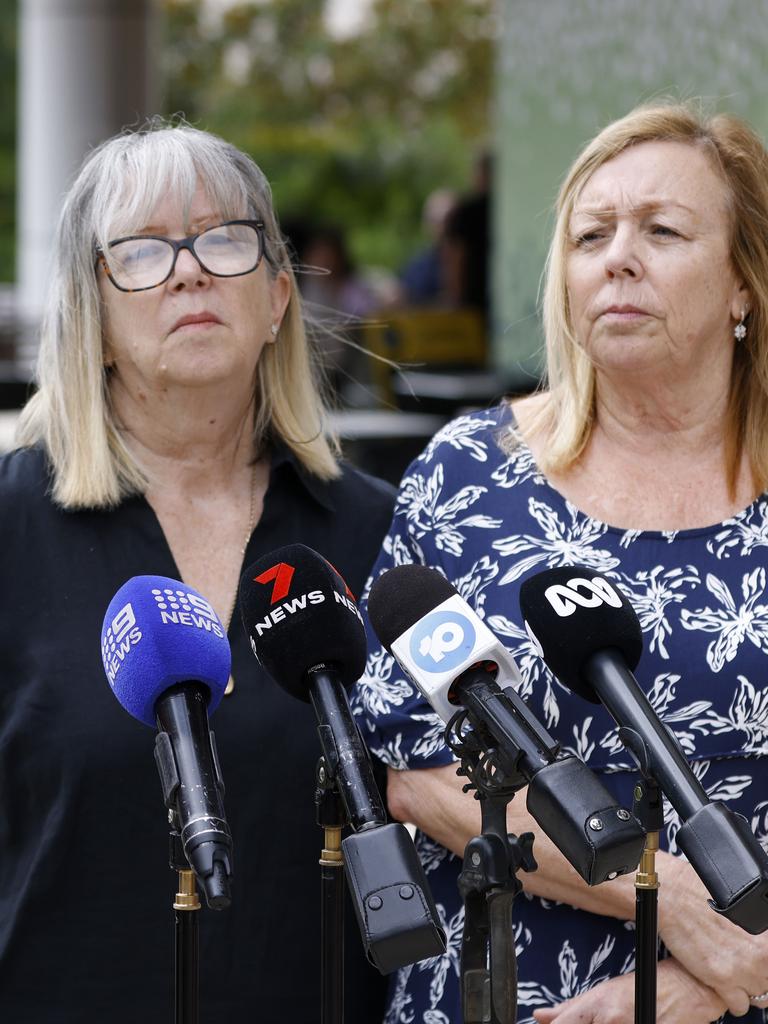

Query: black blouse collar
<box><xmin>268</xmin><ymin>440</ymin><xmax>336</xmax><ymax>513</ymax></box>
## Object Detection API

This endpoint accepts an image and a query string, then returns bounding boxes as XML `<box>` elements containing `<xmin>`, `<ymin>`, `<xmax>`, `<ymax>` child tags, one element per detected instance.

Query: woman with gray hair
<box><xmin>353</xmin><ymin>100</ymin><xmax>768</xmax><ymax>1024</ymax></box>
<box><xmin>0</xmin><ymin>123</ymin><xmax>393</xmax><ymax>1020</ymax></box>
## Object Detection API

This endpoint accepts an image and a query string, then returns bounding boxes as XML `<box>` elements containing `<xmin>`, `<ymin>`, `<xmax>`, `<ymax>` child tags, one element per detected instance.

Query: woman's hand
<box><xmin>656</xmin><ymin>854</ymin><xmax>768</xmax><ymax>1015</ymax></box>
<box><xmin>531</xmin><ymin>958</ymin><xmax>728</xmax><ymax>1024</ymax></box>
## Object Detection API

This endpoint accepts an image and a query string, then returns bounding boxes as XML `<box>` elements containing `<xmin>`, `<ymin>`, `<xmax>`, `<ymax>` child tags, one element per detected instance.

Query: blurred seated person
<box><xmin>299</xmin><ymin>224</ymin><xmax>383</xmax><ymax>319</ymax></box>
<box><xmin>398</xmin><ymin>188</ymin><xmax>457</xmax><ymax>306</ymax></box>
<box><xmin>298</xmin><ymin>224</ymin><xmax>393</xmax><ymax>397</ymax></box>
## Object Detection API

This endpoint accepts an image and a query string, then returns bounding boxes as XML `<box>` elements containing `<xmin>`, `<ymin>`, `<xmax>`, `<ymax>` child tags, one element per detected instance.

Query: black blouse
<box><xmin>0</xmin><ymin>443</ymin><xmax>395</xmax><ymax>1022</ymax></box>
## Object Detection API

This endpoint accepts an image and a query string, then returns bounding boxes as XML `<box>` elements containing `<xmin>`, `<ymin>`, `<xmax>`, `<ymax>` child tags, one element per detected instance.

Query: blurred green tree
<box><xmin>162</xmin><ymin>0</ymin><xmax>495</xmax><ymax>271</ymax></box>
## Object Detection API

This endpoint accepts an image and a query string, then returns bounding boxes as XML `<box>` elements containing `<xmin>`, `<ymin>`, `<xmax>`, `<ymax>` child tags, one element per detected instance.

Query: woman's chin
<box><xmin>154</xmin><ymin>353</ymin><xmax>256</xmax><ymax>391</ymax></box>
<box><xmin>587</xmin><ymin>338</ymin><xmax>668</xmax><ymax>377</ymax></box>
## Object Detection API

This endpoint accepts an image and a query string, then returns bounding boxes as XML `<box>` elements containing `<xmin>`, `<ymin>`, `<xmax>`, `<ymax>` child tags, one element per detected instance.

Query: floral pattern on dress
<box><xmin>680</xmin><ymin>569</ymin><xmax>768</xmax><ymax>672</ymax></box>
<box><xmin>351</xmin><ymin>404</ymin><xmax>768</xmax><ymax>1024</ymax></box>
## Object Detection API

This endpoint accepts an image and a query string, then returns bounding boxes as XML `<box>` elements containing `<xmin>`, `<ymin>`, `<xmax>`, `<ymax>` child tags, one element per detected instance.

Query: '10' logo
<box><xmin>409</xmin><ymin>611</ymin><xmax>476</xmax><ymax>673</ymax></box>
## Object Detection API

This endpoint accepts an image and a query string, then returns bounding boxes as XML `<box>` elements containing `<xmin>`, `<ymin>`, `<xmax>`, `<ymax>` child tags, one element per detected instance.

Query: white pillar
<box><xmin>16</xmin><ymin>0</ymin><xmax>158</xmax><ymax>371</ymax></box>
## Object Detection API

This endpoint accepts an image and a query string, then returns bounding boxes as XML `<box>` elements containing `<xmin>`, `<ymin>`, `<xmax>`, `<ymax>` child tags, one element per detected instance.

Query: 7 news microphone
<box><xmin>101</xmin><ymin>576</ymin><xmax>233</xmax><ymax>909</ymax></box>
<box><xmin>239</xmin><ymin>544</ymin><xmax>445</xmax><ymax>973</ymax></box>
<box><xmin>520</xmin><ymin>565</ymin><xmax>768</xmax><ymax>934</ymax></box>
<box><xmin>367</xmin><ymin>564</ymin><xmax>646</xmax><ymax>885</ymax></box>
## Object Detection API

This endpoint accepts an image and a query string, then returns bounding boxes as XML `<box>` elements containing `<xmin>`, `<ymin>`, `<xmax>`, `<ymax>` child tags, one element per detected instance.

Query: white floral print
<box><xmin>352</xmin><ymin>405</ymin><xmax>768</xmax><ymax>1024</ymax></box>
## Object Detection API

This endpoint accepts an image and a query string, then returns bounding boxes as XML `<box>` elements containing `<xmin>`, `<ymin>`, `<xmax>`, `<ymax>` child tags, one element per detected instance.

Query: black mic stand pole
<box><xmin>315</xmin><ymin>756</ymin><xmax>346</xmax><ymax>1024</ymax></box>
<box><xmin>632</xmin><ymin>778</ymin><xmax>663</xmax><ymax>1024</ymax></box>
<box><xmin>447</xmin><ymin>708</ymin><xmax>537</xmax><ymax>1024</ymax></box>
<box><xmin>169</xmin><ymin>825</ymin><xmax>201</xmax><ymax>1024</ymax></box>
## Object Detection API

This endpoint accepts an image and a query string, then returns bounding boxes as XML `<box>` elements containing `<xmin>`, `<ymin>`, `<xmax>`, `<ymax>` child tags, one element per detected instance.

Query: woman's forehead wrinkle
<box><xmin>123</xmin><ymin>186</ymin><xmax>226</xmax><ymax>238</ymax></box>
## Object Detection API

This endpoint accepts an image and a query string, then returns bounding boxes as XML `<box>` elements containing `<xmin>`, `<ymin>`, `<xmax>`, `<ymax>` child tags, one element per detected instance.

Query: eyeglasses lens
<box><xmin>108</xmin><ymin>238</ymin><xmax>171</xmax><ymax>291</ymax></box>
<box><xmin>106</xmin><ymin>223</ymin><xmax>262</xmax><ymax>290</ymax></box>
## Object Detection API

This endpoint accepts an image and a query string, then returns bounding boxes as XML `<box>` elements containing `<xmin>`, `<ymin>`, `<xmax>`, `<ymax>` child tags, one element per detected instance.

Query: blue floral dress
<box><xmin>351</xmin><ymin>404</ymin><xmax>768</xmax><ymax>1024</ymax></box>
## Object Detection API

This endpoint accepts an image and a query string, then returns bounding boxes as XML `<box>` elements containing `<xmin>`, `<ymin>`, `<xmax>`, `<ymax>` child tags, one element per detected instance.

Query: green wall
<box><xmin>494</xmin><ymin>0</ymin><xmax>768</xmax><ymax>388</ymax></box>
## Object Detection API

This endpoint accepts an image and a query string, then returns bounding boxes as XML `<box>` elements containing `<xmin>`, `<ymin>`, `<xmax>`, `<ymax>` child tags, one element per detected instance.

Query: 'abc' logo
<box><xmin>409</xmin><ymin>611</ymin><xmax>476</xmax><ymax>673</ymax></box>
<box><xmin>544</xmin><ymin>577</ymin><xmax>623</xmax><ymax>617</ymax></box>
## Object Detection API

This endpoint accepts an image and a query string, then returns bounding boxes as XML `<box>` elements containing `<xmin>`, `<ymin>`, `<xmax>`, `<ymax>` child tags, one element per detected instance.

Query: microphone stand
<box><xmin>632</xmin><ymin>778</ymin><xmax>663</xmax><ymax>1024</ymax></box>
<box><xmin>169</xmin><ymin>825</ymin><xmax>201</xmax><ymax>1024</ymax></box>
<box><xmin>447</xmin><ymin>707</ymin><xmax>538</xmax><ymax>1024</ymax></box>
<box><xmin>315</xmin><ymin>756</ymin><xmax>346</xmax><ymax>1024</ymax></box>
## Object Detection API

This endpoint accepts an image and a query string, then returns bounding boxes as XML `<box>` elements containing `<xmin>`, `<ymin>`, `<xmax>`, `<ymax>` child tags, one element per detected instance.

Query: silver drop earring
<box><xmin>734</xmin><ymin>309</ymin><xmax>747</xmax><ymax>341</ymax></box>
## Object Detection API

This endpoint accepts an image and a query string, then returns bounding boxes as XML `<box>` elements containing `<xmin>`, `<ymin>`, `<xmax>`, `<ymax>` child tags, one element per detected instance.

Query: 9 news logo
<box><xmin>102</xmin><ymin>601</ymin><xmax>142</xmax><ymax>685</ymax></box>
<box><xmin>409</xmin><ymin>610</ymin><xmax>476</xmax><ymax>673</ymax></box>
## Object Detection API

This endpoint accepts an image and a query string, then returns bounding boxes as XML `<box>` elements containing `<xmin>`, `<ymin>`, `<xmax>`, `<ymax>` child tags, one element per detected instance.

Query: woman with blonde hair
<box><xmin>0</xmin><ymin>122</ymin><xmax>393</xmax><ymax>1021</ymax></box>
<box><xmin>354</xmin><ymin>100</ymin><xmax>768</xmax><ymax>1023</ymax></box>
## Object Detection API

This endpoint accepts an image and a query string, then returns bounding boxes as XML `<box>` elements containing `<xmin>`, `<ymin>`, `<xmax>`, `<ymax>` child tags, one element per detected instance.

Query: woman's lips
<box><xmin>171</xmin><ymin>313</ymin><xmax>222</xmax><ymax>333</ymax></box>
<box><xmin>600</xmin><ymin>305</ymin><xmax>652</xmax><ymax>319</ymax></box>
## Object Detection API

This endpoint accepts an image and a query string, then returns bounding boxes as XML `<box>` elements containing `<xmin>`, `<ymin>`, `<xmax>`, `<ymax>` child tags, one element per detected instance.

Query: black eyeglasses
<box><xmin>95</xmin><ymin>220</ymin><xmax>266</xmax><ymax>292</ymax></box>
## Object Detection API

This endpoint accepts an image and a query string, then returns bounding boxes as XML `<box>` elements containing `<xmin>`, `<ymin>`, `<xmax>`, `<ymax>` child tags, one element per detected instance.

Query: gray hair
<box><xmin>16</xmin><ymin>119</ymin><xmax>339</xmax><ymax>508</ymax></box>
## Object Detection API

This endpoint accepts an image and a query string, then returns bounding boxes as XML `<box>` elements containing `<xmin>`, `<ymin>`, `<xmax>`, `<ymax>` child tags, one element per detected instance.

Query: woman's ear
<box><xmin>269</xmin><ymin>270</ymin><xmax>291</xmax><ymax>334</ymax></box>
<box><xmin>730</xmin><ymin>277</ymin><xmax>752</xmax><ymax>324</ymax></box>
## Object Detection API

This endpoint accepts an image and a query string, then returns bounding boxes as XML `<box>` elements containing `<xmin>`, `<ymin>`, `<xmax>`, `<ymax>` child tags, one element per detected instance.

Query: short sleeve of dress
<box><xmin>352</xmin><ymin>484</ymin><xmax>457</xmax><ymax>772</ymax></box>
<box><xmin>351</xmin><ymin>406</ymin><xmax>515</xmax><ymax>771</ymax></box>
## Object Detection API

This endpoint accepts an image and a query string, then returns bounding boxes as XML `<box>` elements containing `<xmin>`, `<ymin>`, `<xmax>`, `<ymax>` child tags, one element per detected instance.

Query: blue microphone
<box><xmin>101</xmin><ymin>576</ymin><xmax>233</xmax><ymax>908</ymax></box>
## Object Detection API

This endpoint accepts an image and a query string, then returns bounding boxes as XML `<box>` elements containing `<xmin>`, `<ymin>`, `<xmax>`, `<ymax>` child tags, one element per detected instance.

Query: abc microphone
<box><xmin>520</xmin><ymin>566</ymin><xmax>768</xmax><ymax>934</ymax></box>
<box><xmin>367</xmin><ymin>564</ymin><xmax>646</xmax><ymax>885</ymax></box>
<box><xmin>101</xmin><ymin>576</ymin><xmax>233</xmax><ymax>909</ymax></box>
<box><xmin>239</xmin><ymin>544</ymin><xmax>445</xmax><ymax>973</ymax></box>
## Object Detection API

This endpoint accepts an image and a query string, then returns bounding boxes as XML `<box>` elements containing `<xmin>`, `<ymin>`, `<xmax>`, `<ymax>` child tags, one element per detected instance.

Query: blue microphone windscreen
<box><xmin>101</xmin><ymin>575</ymin><xmax>231</xmax><ymax>727</ymax></box>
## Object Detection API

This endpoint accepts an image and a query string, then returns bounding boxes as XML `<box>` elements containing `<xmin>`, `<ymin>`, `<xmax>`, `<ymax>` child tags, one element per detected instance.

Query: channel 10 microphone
<box><xmin>367</xmin><ymin>564</ymin><xmax>646</xmax><ymax>886</ymax></box>
<box><xmin>101</xmin><ymin>576</ymin><xmax>233</xmax><ymax>909</ymax></box>
<box><xmin>520</xmin><ymin>566</ymin><xmax>768</xmax><ymax>934</ymax></box>
<box><xmin>239</xmin><ymin>544</ymin><xmax>445</xmax><ymax>973</ymax></box>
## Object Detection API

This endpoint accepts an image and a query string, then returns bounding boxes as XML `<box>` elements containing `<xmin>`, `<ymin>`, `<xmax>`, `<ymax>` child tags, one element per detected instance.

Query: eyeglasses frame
<box><xmin>95</xmin><ymin>219</ymin><xmax>266</xmax><ymax>293</ymax></box>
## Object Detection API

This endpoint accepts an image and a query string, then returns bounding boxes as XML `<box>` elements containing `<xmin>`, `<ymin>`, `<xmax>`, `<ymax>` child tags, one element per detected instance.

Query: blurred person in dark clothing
<box><xmin>443</xmin><ymin>151</ymin><xmax>492</xmax><ymax>318</ymax></box>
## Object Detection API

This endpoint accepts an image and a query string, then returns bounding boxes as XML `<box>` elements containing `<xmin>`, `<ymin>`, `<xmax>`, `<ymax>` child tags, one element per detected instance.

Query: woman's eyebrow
<box><xmin>130</xmin><ymin>214</ymin><xmax>221</xmax><ymax>235</ymax></box>
<box><xmin>571</xmin><ymin>199</ymin><xmax>695</xmax><ymax>219</ymax></box>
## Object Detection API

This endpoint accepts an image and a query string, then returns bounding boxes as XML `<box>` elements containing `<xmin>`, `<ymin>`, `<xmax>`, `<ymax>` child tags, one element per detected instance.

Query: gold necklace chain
<box><xmin>223</xmin><ymin>461</ymin><xmax>258</xmax><ymax>696</ymax></box>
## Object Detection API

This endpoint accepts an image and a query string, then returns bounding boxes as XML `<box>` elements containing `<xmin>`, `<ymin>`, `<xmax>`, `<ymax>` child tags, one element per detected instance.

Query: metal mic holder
<box><xmin>631</xmin><ymin>776</ymin><xmax>664</xmax><ymax>1024</ymax></box>
<box><xmin>314</xmin><ymin>757</ymin><xmax>447</xmax><ymax>1024</ymax></box>
<box><xmin>315</xmin><ymin>756</ymin><xmax>346</xmax><ymax>1024</ymax></box>
<box><xmin>169</xmin><ymin>820</ymin><xmax>201</xmax><ymax>1024</ymax></box>
<box><xmin>447</xmin><ymin>707</ymin><xmax>538</xmax><ymax>1024</ymax></box>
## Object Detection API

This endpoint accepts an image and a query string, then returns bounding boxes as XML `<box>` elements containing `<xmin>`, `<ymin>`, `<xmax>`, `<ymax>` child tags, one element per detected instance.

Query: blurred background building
<box><xmin>2</xmin><ymin>0</ymin><xmax>768</xmax><ymax>471</ymax></box>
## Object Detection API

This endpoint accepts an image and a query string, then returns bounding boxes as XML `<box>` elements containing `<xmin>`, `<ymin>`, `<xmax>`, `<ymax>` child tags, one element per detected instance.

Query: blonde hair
<box><xmin>516</xmin><ymin>100</ymin><xmax>768</xmax><ymax>494</ymax></box>
<box><xmin>16</xmin><ymin>120</ymin><xmax>340</xmax><ymax>508</ymax></box>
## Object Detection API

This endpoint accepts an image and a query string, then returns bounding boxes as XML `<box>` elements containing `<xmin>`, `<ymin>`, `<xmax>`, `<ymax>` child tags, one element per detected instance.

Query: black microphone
<box><xmin>520</xmin><ymin>565</ymin><xmax>768</xmax><ymax>933</ymax></box>
<box><xmin>239</xmin><ymin>544</ymin><xmax>445</xmax><ymax>972</ymax></box>
<box><xmin>367</xmin><ymin>564</ymin><xmax>646</xmax><ymax>886</ymax></box>
<box><xmin>240</xmin><ymin>543</ymin><xmax>384</xmax><ymax>831</ymax></box>
<box><xmin>101</xmin><ymin>575</ymin><xmax>233</xmax><ymax>909</ymax></box>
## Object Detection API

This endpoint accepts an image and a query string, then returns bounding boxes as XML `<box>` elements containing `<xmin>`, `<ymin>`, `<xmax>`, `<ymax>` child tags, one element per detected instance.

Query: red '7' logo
<box><xmin>254</xmin><ymin>562</ymin><xmax>295</xmax><ymax>604</ymax></box>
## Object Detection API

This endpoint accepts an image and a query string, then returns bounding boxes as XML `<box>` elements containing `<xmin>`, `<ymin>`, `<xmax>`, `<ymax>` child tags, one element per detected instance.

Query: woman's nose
<box><xmin>603</xmin><ymin>226</ymin><xmax>642</xmax><ymax>279</ymax></box>
<box><xmin>168</xmin><ymin>246</ymin><xmax>210</xmax><ymax>289</ymax></box>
